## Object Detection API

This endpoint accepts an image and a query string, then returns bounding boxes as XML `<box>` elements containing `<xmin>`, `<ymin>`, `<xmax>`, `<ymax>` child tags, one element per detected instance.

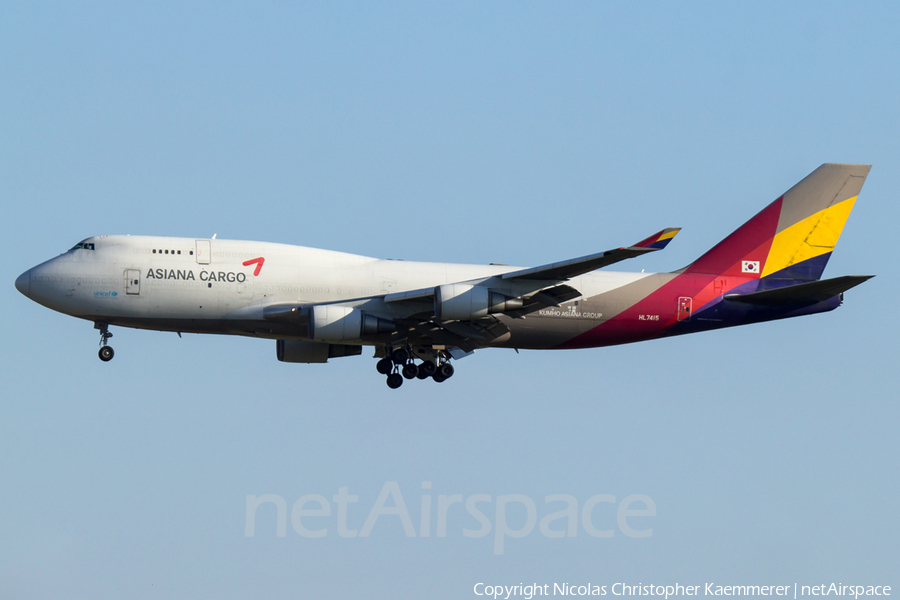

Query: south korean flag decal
<box><xmin>742</xmin><ymin>260</ymin><xmax>760</xmax><ymax>274</ymax></box>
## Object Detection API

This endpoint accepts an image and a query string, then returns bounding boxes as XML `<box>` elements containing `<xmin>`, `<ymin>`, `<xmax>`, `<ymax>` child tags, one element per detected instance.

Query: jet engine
<box><xmin>308</xmin><ymin>305</ymin><xmax>395</xmax><ymax>342</ymax></box>
<box><xmin>434</xmin><ymin>284</ymin><xmax>523</xmax><ymax>320</ymax></box>
<box><xmin>276</xmin><ymin>340</ymin><xmax>362</xmax><ymax>363</ymax></box>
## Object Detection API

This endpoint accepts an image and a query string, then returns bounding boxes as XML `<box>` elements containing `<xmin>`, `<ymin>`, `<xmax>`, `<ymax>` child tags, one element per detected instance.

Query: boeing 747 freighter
<box><xmin>15</xmin><ymin>164</ymin><xmax>873</xmax><ymax>388</ymax></box>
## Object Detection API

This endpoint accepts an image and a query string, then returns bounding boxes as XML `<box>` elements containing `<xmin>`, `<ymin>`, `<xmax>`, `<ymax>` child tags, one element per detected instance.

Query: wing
<box><xmin>501</xmin><ymin>227</ymin><xmax>680</xmax><ymax>282</ymax></box>
<box><xmin>264</xmin><ymin>227</ymin><xmax>681</xmax><ymax>351</ymax></box>
<box><xmin>383</xmin><ymin>227</ymin><xmax>682</xmax><ymax>303</ymax></box>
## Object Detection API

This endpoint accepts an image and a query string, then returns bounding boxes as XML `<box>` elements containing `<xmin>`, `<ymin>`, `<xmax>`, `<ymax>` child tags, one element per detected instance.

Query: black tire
<box><xmin>401</xmin><ymin>363</ymin><xmax>419</xmax><ymax>379</ymax></box>
<box><xmin>420</xmin><ymin>360</ymin><xmax>437</xmax><ymax>376</ymax></box>
<box><xmin>391</xmin><ymin>348</ymin><xmax>409</xmax><ymax>364</ymax></box>
<box><xmin>416</xmin><ymin>369</ymin><xmax>430</xmax><ymax>380</ymax></box>
<box><xmin>439</xmin><ymin>362</ymin><xmax>454</xmax><ymax>379</ymax></box>
<box><xmin>386</xmin><ymin>373</ymin><xmax>404</xmax><ymax>389</ymax></box>
<box><xmin>376</xmin><ymin>357</ymin><xmax>393</xmax><ymax>375</ymax></box>
<box><xmin>432</xmin><ymin>372</ymin><xmax>447</xmax><ymax>383</ymax></box>
<box><xmin>98</xmin><ymin>346</ymin><xmax>115</xmax><ymax>362</ymax></box>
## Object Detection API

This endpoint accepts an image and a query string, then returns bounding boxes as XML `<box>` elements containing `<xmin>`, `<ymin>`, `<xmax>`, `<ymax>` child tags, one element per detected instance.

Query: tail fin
<box><xmin>684</xmin><ymin>163</ymin><xmax>870</xmax><ymax>281</ymax></box>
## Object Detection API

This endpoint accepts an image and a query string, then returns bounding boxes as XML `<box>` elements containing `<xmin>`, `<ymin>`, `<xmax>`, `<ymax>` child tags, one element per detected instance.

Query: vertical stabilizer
<box><xmin>684</xmin><ymin>163</ymin><xmax>870</xmax><ymax>281</ymax></box>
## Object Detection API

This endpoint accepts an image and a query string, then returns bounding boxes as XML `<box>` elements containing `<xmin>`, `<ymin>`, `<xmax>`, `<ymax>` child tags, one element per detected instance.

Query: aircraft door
<box><xmin>195</xmin><ymin>240</ymin><xmax>211</xmax><ymax>264</ymax></box>
<box><xmin>126</xmin><ymin>269</ymin><xmax>141</xmax><ymax>295</ymax></box>
<box><xmin>677</xmin><ymin>297</ymin><xmax>692</xmax><ymax>322</ymax></box>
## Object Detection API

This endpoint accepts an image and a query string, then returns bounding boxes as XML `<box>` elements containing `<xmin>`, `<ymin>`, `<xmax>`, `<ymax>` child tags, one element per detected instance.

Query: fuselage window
<box><xmin>153</xmin><ymin>249</ymin><xmax>157</xmax><ymax>253</ymax></box>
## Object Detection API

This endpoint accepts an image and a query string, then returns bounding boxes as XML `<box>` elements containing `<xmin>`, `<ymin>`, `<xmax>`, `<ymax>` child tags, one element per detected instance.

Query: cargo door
<box><xmin>126</xmin><ymin>269</ymin><xmax>141</xmax><ymax>295</ymax></box>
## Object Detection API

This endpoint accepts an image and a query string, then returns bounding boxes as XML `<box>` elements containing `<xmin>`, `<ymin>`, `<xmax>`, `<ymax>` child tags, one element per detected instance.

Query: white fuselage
<box><xmin>18</xmin><ymin>235</ymin><xmax>660</xmax><ymax>349</ymax></box>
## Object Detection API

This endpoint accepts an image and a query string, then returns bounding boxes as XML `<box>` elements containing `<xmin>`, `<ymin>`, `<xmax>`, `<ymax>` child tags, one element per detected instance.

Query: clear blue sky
<box><xmin>2</xmin><ymin>2</ymin><xmax>898</xmax><ymax>598</ymax></box>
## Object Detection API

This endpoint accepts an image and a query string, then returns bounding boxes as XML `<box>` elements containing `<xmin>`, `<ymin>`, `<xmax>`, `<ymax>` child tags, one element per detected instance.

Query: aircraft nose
<box><xmin>15</xmin><ymin>269</ymin><xmax>31</xmax><ymax>297</ymax></box>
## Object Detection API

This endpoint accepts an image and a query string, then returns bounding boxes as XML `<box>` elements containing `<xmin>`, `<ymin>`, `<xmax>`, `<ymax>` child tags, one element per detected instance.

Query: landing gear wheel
<box><xmin>416</xmin><ymin>369</ymin><xmax>430</xmax><ymax>380</ymax></box>
<box><xmin>432</xmin><ymin>372</ymin><xmax>447</xmax><ymax>383</ymax></box>
<box><xmin>376</xmin><ymin>357</ymin><xmax>393</xmax><ymax>375</ymax></box>
<box><xmin>401</xmin><ymin>363</ymin><xmax>419</xmax><ymax>379</ymax></box>
<box><xmin>386</xmin><ymin>373</ymin><xmax>404</xmax><ymax>389</ymax></box>
<box><xmin>391</xmin><ymin>348</ymin><xmax>409</xmax><ymax>365</ymax></box>
<box><xmin>438</xmin><ymin>362</ymin><xmax>454</xmax><ymax>379</ymax></box>
<box><xmin>95</xmin><ymin>322</ymin><xmax>114</xmax><ymax>354</ymax></box>
<box><xmin>420</xmin><ymin>360</ymin><xmax>437</xmax><ymax>376</ymax></box>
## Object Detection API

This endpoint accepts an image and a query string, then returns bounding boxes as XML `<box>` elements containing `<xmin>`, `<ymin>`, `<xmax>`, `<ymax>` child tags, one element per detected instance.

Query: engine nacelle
<box><xmin>308</xmin><ymin>305</ymin><xmax>395</xmax><ymax>342</ymax></box>
<box><xmin>434</xmin><ymin>284</ymin><xmax>524</xmax><ymax>320</ymax></box>
<box><xmin>276</xmin><ymin>340</ymin><xmax>362</xmax><ymax>363</ymax></box>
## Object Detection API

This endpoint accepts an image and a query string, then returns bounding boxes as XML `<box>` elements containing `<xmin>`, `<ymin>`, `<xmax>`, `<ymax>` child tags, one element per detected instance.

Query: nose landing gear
<box><xmin>95</xmin><ymin>322</ymin><xmax>115</xmax><ymax>362</ymax></box>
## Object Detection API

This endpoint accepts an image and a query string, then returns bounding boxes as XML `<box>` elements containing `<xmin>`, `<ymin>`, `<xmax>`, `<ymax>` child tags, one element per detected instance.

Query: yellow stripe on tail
<box><xmin>762</xmin><ymin>195</ymin><xmax>857</xmax><ymax>278</ymax></box>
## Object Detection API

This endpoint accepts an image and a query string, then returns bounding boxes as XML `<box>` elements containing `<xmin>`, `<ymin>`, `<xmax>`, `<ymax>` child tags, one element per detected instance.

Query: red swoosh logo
<box><xmin>242</xmin><ymin>257</ymin><xmax>265</xmax><ymax>276</ymax></box>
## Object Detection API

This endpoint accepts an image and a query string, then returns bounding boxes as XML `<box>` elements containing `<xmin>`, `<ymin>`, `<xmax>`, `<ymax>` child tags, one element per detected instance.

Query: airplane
<box><xmin>15</xmin><ymin>163</ymin><xmax>873</xmax><ymax>389</ymax></box>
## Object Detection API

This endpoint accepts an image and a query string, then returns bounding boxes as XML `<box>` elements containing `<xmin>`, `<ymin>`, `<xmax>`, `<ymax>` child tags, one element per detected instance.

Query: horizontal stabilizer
<box><xmin>724</xmin><ymin>275</ymin><xmax>874</xmax><ymax>305</ymax></box>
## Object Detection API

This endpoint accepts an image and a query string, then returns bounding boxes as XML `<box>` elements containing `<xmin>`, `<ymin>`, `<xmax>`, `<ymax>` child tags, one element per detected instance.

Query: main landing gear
<box><xmin>95</xmin><ymin>322</ymin><xmax>115</xmax><ymax>362</ymax></box>
<box><xmin>377</xmin><ymin>346</ymin><xmax>455</xmax><ymax>389</ymax></box>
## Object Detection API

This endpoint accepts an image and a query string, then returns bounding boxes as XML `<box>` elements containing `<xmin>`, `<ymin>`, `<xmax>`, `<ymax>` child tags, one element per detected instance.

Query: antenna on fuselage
<box><xmin>211</xmin><ymin>233</ymin><xmax>217</xmax><ymax>239</ymax></box>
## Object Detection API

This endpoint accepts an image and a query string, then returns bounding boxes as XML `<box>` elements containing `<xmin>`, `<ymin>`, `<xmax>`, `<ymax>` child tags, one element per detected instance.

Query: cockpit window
<box><xmin>70</xmin><ymin>241</ymin><xmax>96</xmax><ymax>251</ymax></box>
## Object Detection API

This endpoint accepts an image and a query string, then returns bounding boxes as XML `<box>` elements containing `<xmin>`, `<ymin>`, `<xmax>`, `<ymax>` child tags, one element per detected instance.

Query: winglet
<box><xmin>632</xmin><ymin>227</ymin><xmax>681</xmax><ymax>250</ymax></box>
